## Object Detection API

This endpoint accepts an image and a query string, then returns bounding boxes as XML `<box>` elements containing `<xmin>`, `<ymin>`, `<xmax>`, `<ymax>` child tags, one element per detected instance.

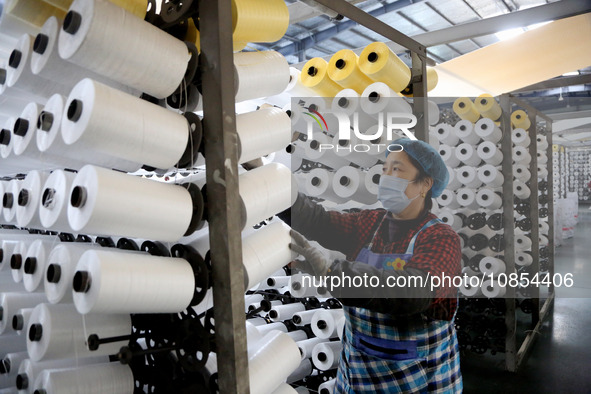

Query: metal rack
<box><xmin>197</xmin><ymin>0</ymin><xmax>434</xmax><ymax>392</ymax></box>
<box><xmin>501</xmin><ymin>94</ymin><xmax>555</xmax><ymax>372</ymax></box>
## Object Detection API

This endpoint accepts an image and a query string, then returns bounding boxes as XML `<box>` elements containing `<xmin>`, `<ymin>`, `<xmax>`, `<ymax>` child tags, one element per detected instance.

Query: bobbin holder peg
<box><xmin>87</xmin><ymin>333</ymin><xmax>133</xmax><ymax>351</ymax></box>
<box><xmin>117</xmin><ymin>315</ymin><xmax>210</xmax><ymax>372</ymax></box>
<box><xmin>165</xmin><ymin>42</ymin><xmax>200</xmax><ymax>109</ymax></box>
<box><xmin>149</xmin><ymin>0</ymin><xmax>199</xmax><ymax>29</ymax></box>
<box><xmin>141</xmin><ymin>241</ymin><xmax>172</xmax><ymax>257</ymax></box>
<box><xmin>171</xmin><ymin>244</ymin><xmax>209</xmax><ymax>306</ymax></box>
<box><xmin>177</xmin><ymin>112</ymin><xmax>203</xmax><ymax>169</ymax></box>
<box><xmin>116</xmin><ymin>238</ymin><xmax>140</xmax><ymax>251</ymax></box>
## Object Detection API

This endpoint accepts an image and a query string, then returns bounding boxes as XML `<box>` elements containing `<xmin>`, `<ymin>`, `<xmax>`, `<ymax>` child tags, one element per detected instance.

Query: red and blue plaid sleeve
<box><xmin>408</xmin><ymin>223</ymin><xmax>462</xmax><ymax>320</ymax></box>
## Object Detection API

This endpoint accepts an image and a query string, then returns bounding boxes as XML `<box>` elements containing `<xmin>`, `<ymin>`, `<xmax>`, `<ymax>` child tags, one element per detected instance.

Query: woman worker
<box><xmin>286</xmin><ymin>138</ymin><xmax>463</xmax><ymax>393</ymax></box>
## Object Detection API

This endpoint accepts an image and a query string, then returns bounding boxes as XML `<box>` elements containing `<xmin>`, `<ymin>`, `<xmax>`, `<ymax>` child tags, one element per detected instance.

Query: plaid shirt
<box><xmin>293</xmin><ymin>202</ymin><xmax>461</xmax><ymax>321</ymax></box>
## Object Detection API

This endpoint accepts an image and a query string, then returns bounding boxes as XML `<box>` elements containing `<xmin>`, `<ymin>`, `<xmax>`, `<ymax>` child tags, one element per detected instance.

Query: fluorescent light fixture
<box><xmin>562</xmin><ymin>71</ymin><xmax>579</xmax><ymax>76</ymax></box>
<box><xmin>495</xmin><ymin>27</ymin><xmax>525</xmax><ymax>41</ymax></box>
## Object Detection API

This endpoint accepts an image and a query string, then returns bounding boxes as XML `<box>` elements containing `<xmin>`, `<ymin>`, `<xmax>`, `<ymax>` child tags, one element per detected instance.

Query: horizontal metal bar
<box><xmin>277</xmin><ymin>0</ymin><xmax>420</xmax><ymax>57</ymax></box>
<box><xmin>310</xmin><ymin>0</ymin><xmax>427</xmax><ymax>57</ymax></box>
<box><xmin>509</xmin><ymin>95</ymin><xmax>554</xmax><ymax>123</ymax></box>
<box><xmin>512</xmin><ymin>74</ymin><xmax>591</xmax><ymax>93</ymax></box>
<box><xmin>549</xmin><ymin>109</ymin><xmax>591</xmax><ymax>121</ymax></box>
<box><xmin>410</xmin><ymin>0</ymin><xmax>591</xmax><ymax>48</ymax></box>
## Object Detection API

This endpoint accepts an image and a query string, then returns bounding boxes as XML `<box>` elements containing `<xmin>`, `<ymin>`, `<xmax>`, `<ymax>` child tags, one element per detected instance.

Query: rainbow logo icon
<box><xmin>303</xmin><ymin>106</ymin><xmax>329</xmax><ymax>133</ymax></box>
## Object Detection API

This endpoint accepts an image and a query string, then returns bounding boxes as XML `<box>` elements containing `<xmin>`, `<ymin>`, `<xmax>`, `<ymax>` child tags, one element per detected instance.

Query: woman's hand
<box><xmin>289</xmin><ymin>229</ymin><xmax>330</xmax><ymax>277</ymax></box>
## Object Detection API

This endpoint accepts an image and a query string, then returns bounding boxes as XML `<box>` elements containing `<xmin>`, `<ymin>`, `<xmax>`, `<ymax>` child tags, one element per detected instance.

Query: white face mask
<box><xmin>377</xmin><ymin>175</ymin><xmax>420</xmax><ymax>214</ymax></box>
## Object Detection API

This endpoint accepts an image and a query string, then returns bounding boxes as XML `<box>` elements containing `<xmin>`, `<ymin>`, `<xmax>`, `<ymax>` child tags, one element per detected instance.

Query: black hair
<box><xmin>406</xmin><ymin>154</ymin><xmax>433</xmax><ymax>212</ymax></box>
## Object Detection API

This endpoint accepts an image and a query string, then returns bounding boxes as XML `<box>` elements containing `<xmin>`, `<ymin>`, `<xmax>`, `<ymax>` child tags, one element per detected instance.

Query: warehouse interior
<box><xmin>0</xmin><ymin>0</ymin><xmax>590</xmax><ymax>393</ymax></box>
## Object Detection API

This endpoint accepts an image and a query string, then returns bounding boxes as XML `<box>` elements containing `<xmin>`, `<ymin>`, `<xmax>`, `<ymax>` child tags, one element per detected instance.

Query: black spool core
<box><xmin>67</xmin><ymin>99</ymin><xmax>83</xmax><ymax>122</ymax></box>
<box><xmin>18</xmin><ymin>189</ymin><xmax>29</xmax><ymax>207</ymax></box>
<box><xmin>24</xmin><ymin>257</ymin><xmax>36</xmax><ymax>274</ymax></box>
<box><xmin>70</xmin><ymin>186</ymin><xmax>87</xmax><ymax>208</ymax></box>
<box><xmin>0</xmin><ymin>129</ymin><xmax>10</xmax><ymax>145</ymax></box>
<box><xmin>317</xmin><ymin>320</ymin><xmax>327</xmax><ymax>329</ymax></box>
<box><xmin>269</xmin><ymin>310</ymin><xmax>278</xmax><ymax>319</ymax></box>
<box><xmin>73</xmin><ymin>270</ymin><xmax>91</xmax><ymax>293</ymax></box>
<box><xmin>3</xmin><ymin>193</ymin><xmax>13</xmax><ymax>208</ymax></box>
<box><xmin>0</xmin><ymin>306</ymin><xmax>3</xmax><ymax>320</ymax></box>
<box><xmin>11</xmin><ymin>254</ymin><xmax>22</xmax><ymax>269</ymax></box>
<box><xmin>338</xmin><ymin>139</ymin><xmax>348</xmax><ymax>147</ymax></box>
<box><xmin>12</xmin><ymin>314</ymin><xmax>23</xmax><ymax>330</ymax></box>
<box><xmin>458</xmin><ymin>102</ymin><xmax>465</xmax><ymax>108</ymax></box>
<box><xmin>368</xmin><ymin>92</ymin><xmax>380</xmax><ymax>103</ymax></box>
<box><xmin>481</xmin><ymin>123</ymin><xmax>488</xmax><ymax>130</ymax></box>
<box><xmin>13</xmin><ymin>118</ymin><xmax>29</xmax><ymax>137</ymax></box>
<box><xmin>0</xmin><ymin>68</ymin><xmax>5</xmax><ymax>85</ymax></box>
<box><xmin>33</xmin><ymin>34</ymin><xmax>49</xmax><ymax>55</ymax></box>
<box><xmin>46</xmin><ymin>264</ymin><xmax>61</xmax><ymax>283</ymax></box>
<box><xmin>86</xmin><ymin>334</ymin><xmax>102</xmax><ymax>351</ymax></box>
<box><xmin>309</xmin><ymin>104</ymin><xmax>318</xmax><ymax>112</ymax></box>
<box><xmin>338</xmin><ymin>97</ymin><xmax>348</xmax><ymax>108</ymax></box>
<box><xmin>0</xmin><ymin>358</ymin><xmax>8</xmax><ymax>373</ymax></box>
<box><xmin>29</xmin><ymin>323</ymin><xmax>43</xmax><ymax>341</ymax></box>
<box><xmin>42</xmin><ymin>188</ymin><xmax>55</xmax><ymax>208</ymax></box>
<box><xmin>16</xmin><ymin>374</ymin><xmax>28</xmax><ymax>390</ymax></box>
<box><xmin>335</xmin><ymin>59</ymin><xmax>346</xmax><ymax>69</ymax></box>
<box><xmin>441</xmin><ymin>194</ymin><xmax>448</xmax><ymax>201</ymax></box>
<box><xmin>317</xmin><ymin>352</ymin><xmax>327</xmax><ymax>362</ymax></box>
<box><xmin>516</xmin><ymin>114</ymin><xmax>521</xmax><ymax>119</ymax></box>
<box><xmin>460</xmin><ymin>125</ymin><xmax>466</xmax><ymax>131</ymax></box>
<box><xmin>339</xmin><ymin>176</ymin><xmax>350</xmax><ymax>186</ymax></box>
<box><xmin>438</xmin><ymin>128</ymin><xmax>444</xmax><ymax>134</ymax></box>
<box><xmin>462</xmin><ymin>171</ymin><xmax>468</xmax><ymax>177</ymax></box>
<box><xmin>482</xmin><ymin>194</ymin><xmax>489</xmax><ymax>201</ymax></box>
<box><xmin>63</xmin><ymin>11</ymin><xmax>82</xmax><ymax>35</ymax></box>
<box><xmin>34</xmin><ymin>390</ymin><xmax>47</xmax><ymax>394</ymax></box>
<box><xmin>292</xmin><ymin>315</ymin><xmax>302</xmax><ymax>325</ymax></box>
<box><xmin>311</xmin><ymin>177</ymin><xmax>321</xmax><ymax>187</ymax></box>
<box><xmin>372</xmin><ymin>174</ymin><xmax>380</xmax><ymax>184</ymax></box>
<box><xmin>285</xmin><ymin>110</ymin><xmax>292</xmax><ymax>117</ymax></box>
<box><xmin>307</xmin><ymin>66</ymin><xmax>318</xmax><ymax>77</ymax></box>
<box><xmin>286</xmin><ymin>145</ymin><xmax>294</xmax><ymax>154</ymax></box>
<box><xmin>460</xmin><ymin>149</ymin><xmax>467</xmax><ymax>154</ymax></box>
<box><xmin>483</xmin><ymin>147</ymin><xmax>490</xmax><ymax>153</ymax></box>
<box><xmin>320</xmin><ymin>389</ymin><xmax>329</xmax><ymax>394</ymax></box>
<box><xmin>462</xmin><ymin>194</ymin><xmax>468</xmax><ymax>199</ymax></box>
<box><xmin>310</xmin><ymin>140</ymin><xmax>319</xmax><ymax>150</ymax></box>
<box><xmin>292</xmin><ymin>282</ymin><xmax>301</xmax><ymax>291</ymax></box>
<box><xmin>9</xmin><ymin>50</ymin><xmax>21</xmax><ymax>68</ymax></box>
<box><xmin>484</xmin><ymin>170</ymin><xmax>490</xmax><ymax>176</ymax></box>
<box><xmin>260</xmin><ymin>299</ymin><xmax>272</xmax><ymax>312</ymax></box>
<box><xmin>37</xmin><ymin>111</ymin><xmax>54</xmax><ymax>132</ymax></box>
<box><xmin>480</xmin><ymin>98</ymin><xmax>488</xmax><ymax>105</ymax></box>
<box><xmin>367</xmin><ymin>52</ymin><xmax>378</xmax><ymax>63</ymax></box>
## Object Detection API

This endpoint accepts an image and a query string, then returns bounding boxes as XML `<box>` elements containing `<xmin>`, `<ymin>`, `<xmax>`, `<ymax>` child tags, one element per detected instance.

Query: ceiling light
<box><xmin>495</xmin><ymin>27</ymin><xmax>525</xmax><ymax>42</ymax></box>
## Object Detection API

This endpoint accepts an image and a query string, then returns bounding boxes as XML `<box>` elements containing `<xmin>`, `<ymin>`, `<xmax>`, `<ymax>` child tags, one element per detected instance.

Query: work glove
<box><xmin>289</xmin><ymin>229</ymin><xmax>330</xmax><ymax>277</ymax></box>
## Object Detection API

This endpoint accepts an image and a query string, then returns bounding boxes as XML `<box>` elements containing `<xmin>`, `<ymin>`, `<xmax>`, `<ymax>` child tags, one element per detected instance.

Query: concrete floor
<box><xmin>462</xmin><ymin>206</ymin><xmax>591</xmax><ymax>393</ymax></box>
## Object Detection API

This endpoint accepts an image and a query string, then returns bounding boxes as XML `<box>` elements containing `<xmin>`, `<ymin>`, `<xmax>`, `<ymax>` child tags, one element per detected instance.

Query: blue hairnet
<box><xmin>386</xmin><ymin>138</ymin><xmax>449</xmax><ymax>197</ymax></box>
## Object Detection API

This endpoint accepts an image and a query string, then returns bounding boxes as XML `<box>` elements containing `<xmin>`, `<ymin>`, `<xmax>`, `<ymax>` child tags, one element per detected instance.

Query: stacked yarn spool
<box><xmin>0</xmin><ymin>0</ymin><xmax>319</xmax><ymax>392</ymax></box>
